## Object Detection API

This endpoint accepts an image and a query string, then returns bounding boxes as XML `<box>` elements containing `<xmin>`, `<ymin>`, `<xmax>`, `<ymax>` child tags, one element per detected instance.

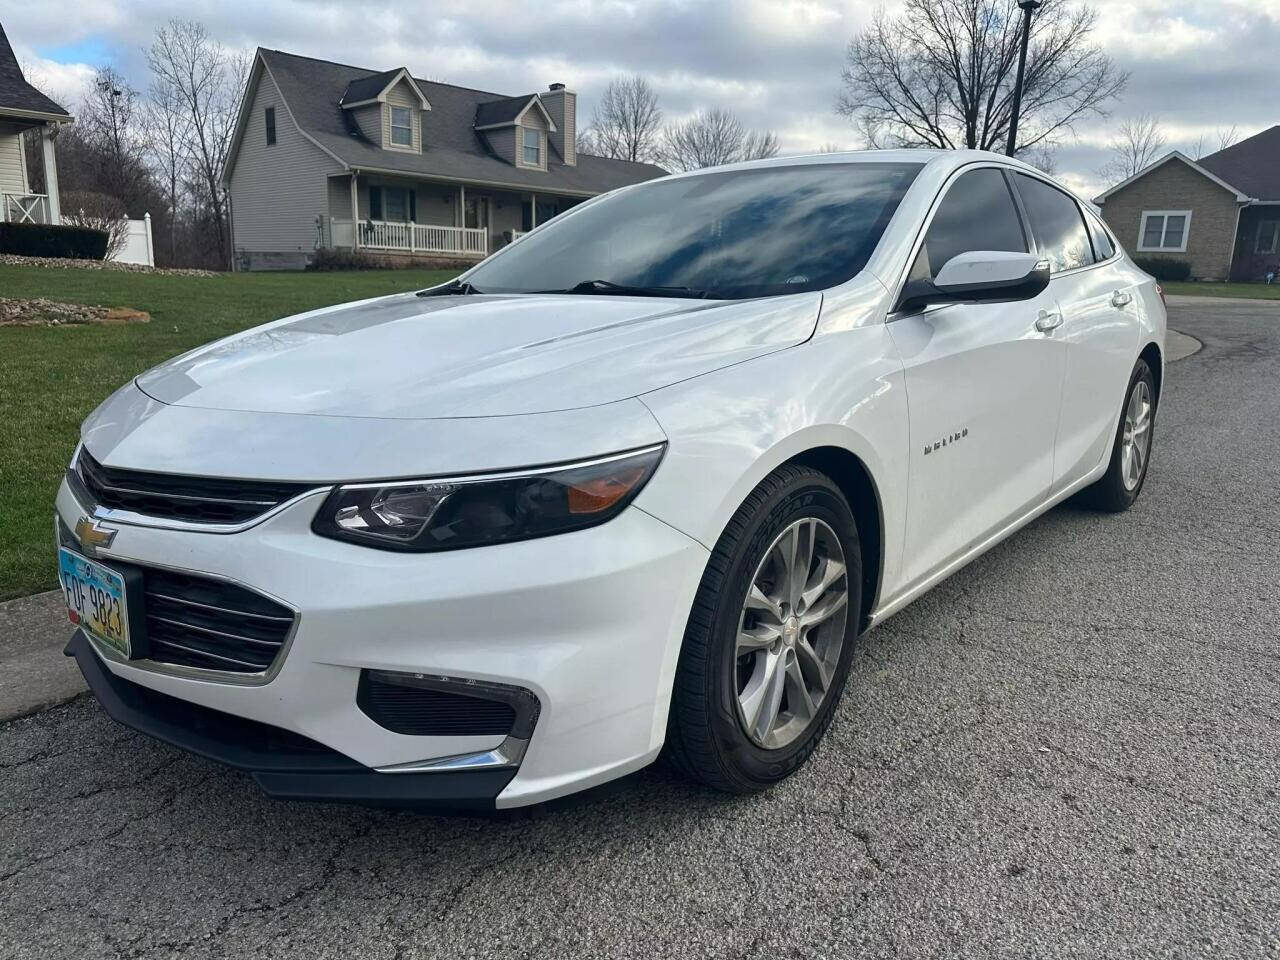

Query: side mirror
<box><xmin>898</xmin><ymin>251</ymin><xmax>1050</xmax><ymax>312</ymax></box>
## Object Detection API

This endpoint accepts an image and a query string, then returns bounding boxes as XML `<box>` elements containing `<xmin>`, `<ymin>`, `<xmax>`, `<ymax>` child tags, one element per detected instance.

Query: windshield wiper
<box><xmin>417</xmin><ymin>279</ymin><xmax>484</xmax><ymax>297</ymax></box>
<box><xmin>541</xmin><ymin>279</ymin><xmax>710</xmax><ymax>299</ymax></box>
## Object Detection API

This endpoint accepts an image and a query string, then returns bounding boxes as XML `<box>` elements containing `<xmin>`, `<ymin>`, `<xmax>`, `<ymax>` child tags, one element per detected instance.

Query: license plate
<box><xmin>58</xmin><ymin>547</ymin><xmax>131</xmax><ymax>657</ymax></box>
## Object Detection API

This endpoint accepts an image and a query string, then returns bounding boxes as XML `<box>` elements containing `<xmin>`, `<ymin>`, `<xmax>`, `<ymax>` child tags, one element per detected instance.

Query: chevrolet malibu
<box><xmin>57</xmin><ymin>150</ymin><xmax>1165</xmax><ymax>810</ymax></box>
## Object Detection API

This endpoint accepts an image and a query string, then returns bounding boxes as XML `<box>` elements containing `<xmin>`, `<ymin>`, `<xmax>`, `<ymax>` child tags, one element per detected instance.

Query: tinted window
<box><xmin>913</xmin><ymin>168</ymin><xmax>1027</xmax><ymax>279</ymax></box>
<box><xmin>1014</xmin><ymin>173</ymin><xmax>1093</xmax><ymax>272</ymax></box>
<box><xmin>464</xmin><ymin>163</ymin><xmax>922</xmax><ymax>299</ymax></box>
<box><xmin>1085</xmin><ymin>211</ymin><xmax>1115</xmax><ymax>260</ymax></box>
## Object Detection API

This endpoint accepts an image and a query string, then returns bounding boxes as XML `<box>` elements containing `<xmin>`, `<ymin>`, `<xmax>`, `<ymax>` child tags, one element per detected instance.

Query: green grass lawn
<box><xmin>0</xmin><ymin>264</ymin><xmax>459</xmax><ymax>601</ymax></box>
<box><xmin>1161</xmin><ymin>282</ymin><xmax>1280</xmax><ymax>300</ymax></box>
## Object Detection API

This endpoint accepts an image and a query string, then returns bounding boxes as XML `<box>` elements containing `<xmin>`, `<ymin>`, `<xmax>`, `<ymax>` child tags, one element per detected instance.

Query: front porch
<box><xmin>0</xmin><ymin>116</ymin><xmax>63</xmax><ymax>225</ymax></box>
<box><xmin>321</xmin><ymin>172</ymin><xmax>576</xmax><ymax>259</ymax></box>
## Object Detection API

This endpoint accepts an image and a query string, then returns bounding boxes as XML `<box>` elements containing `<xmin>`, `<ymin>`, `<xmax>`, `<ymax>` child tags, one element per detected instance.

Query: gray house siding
<box><xmin>0</xmin><ymin>123</ymin><xmax>28</xmax><ymax>194</ymax></box>
<box><xmin>349</xmin><ymin>103</ymin><xmax>382</xmax><ymax>146</ymax></box>
<box><xmin>516</xmin><ymin>106</ymin><xmax>549</xmax><ymax>171</ymax></box>
<box><xmin>229</xmin><ymin>66</ymin><xmax>343</xmax><ymax>269</ymax></box>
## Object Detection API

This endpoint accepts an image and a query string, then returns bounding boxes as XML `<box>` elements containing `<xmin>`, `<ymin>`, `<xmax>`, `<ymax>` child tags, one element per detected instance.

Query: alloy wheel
<box><xmin>734</xmin><ymin>517</ymin><xmax>849</xmax><ymax>749</ymax></box>
<box><xmin>1121</xmin><ymin>380</ymin><xmax>1153</xmax><ymax>491</ymax></box>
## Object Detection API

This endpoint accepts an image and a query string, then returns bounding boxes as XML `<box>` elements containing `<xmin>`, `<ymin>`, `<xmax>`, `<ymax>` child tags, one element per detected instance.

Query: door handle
<box><xmin>1111</xmin><ymin>290</ymin><xmax>1133</xmax><ymax>309</ymax></box>
<box><xmin>1035</xmin><ymin>310</ymin><xmax>1063</xmax><ymax>333</ymax></box>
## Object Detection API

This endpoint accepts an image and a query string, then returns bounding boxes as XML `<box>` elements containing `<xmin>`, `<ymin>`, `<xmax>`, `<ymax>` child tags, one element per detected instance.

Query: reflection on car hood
<box><xmin>135</xmin><ymin>290</ymin><xmax>822</xmax><ymax>419</ymax></box>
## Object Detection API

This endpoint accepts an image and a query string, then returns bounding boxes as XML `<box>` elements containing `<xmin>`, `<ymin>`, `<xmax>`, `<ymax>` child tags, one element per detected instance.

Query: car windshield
<box><xmin>461</xmin><ymin>162</ymin><xmax>923</xmax><ymax>300</ymax></box>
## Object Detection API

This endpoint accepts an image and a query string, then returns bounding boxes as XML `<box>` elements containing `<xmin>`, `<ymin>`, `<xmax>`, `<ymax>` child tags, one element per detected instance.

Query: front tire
<box><xmin>1079</xmin><ymin>358</ymin><xmax>1157</xmax><ymax>512</ymax></box>
<box><xmin>664</xmin><ymin>464</ymin><xmax>862</xmax><ymax>793</ymax></box>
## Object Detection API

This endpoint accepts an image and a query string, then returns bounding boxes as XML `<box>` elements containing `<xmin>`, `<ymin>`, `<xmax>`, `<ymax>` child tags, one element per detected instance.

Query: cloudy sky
<box><xmin>6</xmin><ymin>0</ymin><xmax>1278</xmax><ymax>199</ymax></box>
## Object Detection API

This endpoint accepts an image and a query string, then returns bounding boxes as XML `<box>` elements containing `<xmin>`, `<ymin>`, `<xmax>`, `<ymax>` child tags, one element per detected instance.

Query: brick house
<box><xmin>1095</xmin><ymin>125</ymin><xmax>1280</xmax><ymax>282</ymax></box>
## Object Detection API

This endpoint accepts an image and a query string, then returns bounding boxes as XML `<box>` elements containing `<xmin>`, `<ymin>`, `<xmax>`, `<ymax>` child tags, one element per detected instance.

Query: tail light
<box><xmin>1156</xmin><ymin>284</ymin><xmax>1166</xmax><ymax>308</ymax></box>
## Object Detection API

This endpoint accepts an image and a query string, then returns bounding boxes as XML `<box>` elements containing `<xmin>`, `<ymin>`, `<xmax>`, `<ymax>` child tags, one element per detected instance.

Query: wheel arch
<box><xmin>788</xmin><ymin>446</ymin><xmax>884</xmax><ymax>630</ymax></box>
<box><xmin>1140</xmin><ymin>340</ymin><xmax>1164</xmax><ymax>404</ymax></box>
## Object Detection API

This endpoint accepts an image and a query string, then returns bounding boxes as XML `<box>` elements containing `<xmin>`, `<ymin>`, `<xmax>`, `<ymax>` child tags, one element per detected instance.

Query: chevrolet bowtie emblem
<box><xmin>74</xmin><ymin>517</ymin><xmax>117</xmax><ymax>553</ymax></box>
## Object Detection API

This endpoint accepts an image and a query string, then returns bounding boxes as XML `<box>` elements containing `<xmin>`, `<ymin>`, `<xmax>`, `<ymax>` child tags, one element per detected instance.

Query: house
<box><xmin>1095</xmin><ymin>125</ymin><xmax>1280</xmax><ymax>282</ymax></box>
<box><xmin>224</xmin><ymin>48</ymin><xmax>667</xmax><ymax>270</ymax></box>
<box><xmin>0</xmin><ymin>22</ymin><xmax>71</xmax><ymax>225</ymax></box>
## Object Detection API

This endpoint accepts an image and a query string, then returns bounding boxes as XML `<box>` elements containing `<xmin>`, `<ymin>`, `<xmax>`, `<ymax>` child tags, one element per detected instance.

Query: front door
<box><xmin>889</xmin><ymin>166</ymin><xmax>1067</xmax><ymax>589</ymax></box>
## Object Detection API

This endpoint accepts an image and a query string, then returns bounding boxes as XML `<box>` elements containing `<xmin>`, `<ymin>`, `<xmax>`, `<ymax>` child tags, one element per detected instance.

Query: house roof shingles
<box><xmin>260</xmin><ymin>49</ymin><xmax>665</xmax><ymax>196</ymax></box>
<box><xmin>340</xmin><ymin>69</ymin><xmax>403</xmax><ymax>106</ymax></box>
<box><xmin>474</xmin><ymin>95</ymin><xmax>537</xmax><ymax>128</ymax></box>
<box><xmin>1198</xmin><ymin>125</ymin><xmax>1280</xmax><ymax>203</ymax></box>
<box><xmin>0</xmin><ymin>23</ymin><xmax>71</xmax><ymax>119</ymax></box>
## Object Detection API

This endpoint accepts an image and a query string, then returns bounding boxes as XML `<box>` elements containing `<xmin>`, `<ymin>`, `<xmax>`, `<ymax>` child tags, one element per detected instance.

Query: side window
<box><xmin>1013</xmin><ymin>173</ymin><xmax>1094</xmax><ymax>272</ymax></box>
<box><xmin>264</xmin><ymin>107</ymin><xmax>276</xmax><ymax>147</ymax></box>
<box><xmin>911</xmin><ymin>168</ymin><xmax>1028</xmax><ymax>281</ymax></box>
<box><xmin>1085</xmin><ymin>211</ymin><xmax>1116</xmax><ymax>261</ymax></box>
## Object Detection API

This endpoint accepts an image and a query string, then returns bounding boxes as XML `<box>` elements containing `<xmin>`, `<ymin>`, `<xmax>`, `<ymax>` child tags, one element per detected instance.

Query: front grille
<box><xmin>72</xmin><ymin>449</ymin><xmax>316</xmax><ymax>525</ymax></box>
<box><xmin>139</xmin><ymin>568</ymin><xmax>296</xmax><ymax>674</ymax></box>
<box><xmin>358</xmin><ymin>671</ymin><xmax>539</xmax><ymax>737</ymax></box>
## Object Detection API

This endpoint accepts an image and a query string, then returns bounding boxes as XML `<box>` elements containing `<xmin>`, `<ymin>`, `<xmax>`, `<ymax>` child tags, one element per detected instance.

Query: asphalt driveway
<box><xmin>2</xmin><ymin>299</ymin><xmax>1278</xmax><ymax>959</ymax></box>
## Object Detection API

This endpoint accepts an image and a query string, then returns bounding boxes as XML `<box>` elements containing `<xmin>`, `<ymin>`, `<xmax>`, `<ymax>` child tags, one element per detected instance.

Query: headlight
<box><xmin>311</xmin><ymin>444</ymin><xmax>665</xmax><ymax>551</ymax></box>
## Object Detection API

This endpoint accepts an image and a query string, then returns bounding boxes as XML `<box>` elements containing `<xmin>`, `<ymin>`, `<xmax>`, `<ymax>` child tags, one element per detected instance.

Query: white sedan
<box><xmin>56</xmin><ymin>150</ymin><xmax>1164</xmax><ymax>809</ymax></box>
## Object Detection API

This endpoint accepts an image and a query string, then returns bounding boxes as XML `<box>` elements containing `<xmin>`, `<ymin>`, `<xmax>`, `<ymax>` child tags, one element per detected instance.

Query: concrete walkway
<box><xmin>0</xmin><ymin>325</ymin><xmax>1209</xmax><ymax>724</ymax></box>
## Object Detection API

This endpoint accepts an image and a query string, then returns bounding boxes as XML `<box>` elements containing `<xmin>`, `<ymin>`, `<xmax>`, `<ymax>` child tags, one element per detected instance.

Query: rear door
<box><xmin>1010</xmin><ymin>174</ymin><xmax>1142</xmax><ymax>493</ymax></box>
<box><xmin>889</xmin><ymin>166</ymin><xmax>1067</xmax><ymax>589</ymax></box>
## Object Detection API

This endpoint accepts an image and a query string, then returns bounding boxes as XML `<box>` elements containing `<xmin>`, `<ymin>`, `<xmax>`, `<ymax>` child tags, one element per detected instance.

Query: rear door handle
<box><xmin>1111</xmin><ymin>290</ymin><xmax>1133</xmax><ymax>308</ymax></box>
<box><xmin>1035</xmin><ymin>310</ymin><xmax>1063</xmax><ymax>333</ymax></box>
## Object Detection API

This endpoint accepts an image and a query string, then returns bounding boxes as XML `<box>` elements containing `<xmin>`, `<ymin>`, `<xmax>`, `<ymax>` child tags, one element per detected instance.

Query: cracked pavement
<box><xmin>2</xmin><ymin>300</ymin><xmax>1278</xmax><ymax>959</ymax></box>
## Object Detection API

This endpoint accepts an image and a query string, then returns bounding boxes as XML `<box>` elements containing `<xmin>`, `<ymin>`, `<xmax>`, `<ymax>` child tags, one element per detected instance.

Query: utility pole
<box><xmin>1006</xmin><ymin>0</ymin><xmax>1043</xmax><ymax>156</ymax></box>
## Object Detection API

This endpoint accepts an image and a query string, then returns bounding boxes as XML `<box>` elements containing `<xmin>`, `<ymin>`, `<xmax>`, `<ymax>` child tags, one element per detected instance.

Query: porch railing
<box><xmin>329</xmin><ymin>219</ymin><xmax>487</xmax><ymax>257</ymax></box>
<box><xmin>1</xmin><ymin>193</ymin><xmax>52</xmax><ymax>224</ymax></box>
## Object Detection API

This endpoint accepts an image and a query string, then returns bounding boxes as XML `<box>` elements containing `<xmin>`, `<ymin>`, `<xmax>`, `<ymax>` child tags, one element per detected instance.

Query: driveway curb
<box><xmin>0</xmin><ymin>589</ymin><xmax>85</xmax><ymax>722</ymax></box>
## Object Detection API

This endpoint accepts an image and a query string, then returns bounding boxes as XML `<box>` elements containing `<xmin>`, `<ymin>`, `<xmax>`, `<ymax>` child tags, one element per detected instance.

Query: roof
<box><xmin>474</xmin><ymin>95</ymin><xmax>536</xmax><ymax>127</ymax></box>
<box><xmin>0</xmin><ymin>22</ymin><xmax>71</xmax><ymax>120</ymax></box>
<box><xmin>1093</xmin><ymin>150</ymin><xmax>1252</xmax><ymax>205</ymax></box>
<box><xmin>340</xmin><ymin>67</ymin><xmax>430</xmax><ymax>110</ymax></box>
<box><xmin>1198</xmin><ymin>126</ymin><xmax>1280</xmax><ymax>203</ymax></box>
<box><xmin>254</xmin><ymin>49</ymin><xmax>664</xmax><ymax>196</ymax></box>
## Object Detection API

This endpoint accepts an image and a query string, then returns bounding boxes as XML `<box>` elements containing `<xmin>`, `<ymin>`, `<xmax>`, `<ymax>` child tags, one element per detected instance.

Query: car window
<box><xmin>1085</xmin><ymin>211</ymin><xmax>1116</xmax><ymax>261</ymax></box>
<box><xmin>910</xmin><ymin>168</ymin><xmax>1028</xmax><ymax>282</ymax></box>
<box><xmin>1013</xmin><ymin>173</ymin><xmax>1094</xmax><ymax>273</ymax></box>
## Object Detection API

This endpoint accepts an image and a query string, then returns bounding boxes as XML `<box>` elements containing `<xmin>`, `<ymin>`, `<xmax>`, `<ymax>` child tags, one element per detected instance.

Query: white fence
<box><xmin>113</xmin><ymin>213</ymin><xmax>155</xmax><ymax>267</ymax></box>
<box><xmin>1</xmin><ymin>193</ymin><xmax>52</xmax><ymax>224</ymax></box>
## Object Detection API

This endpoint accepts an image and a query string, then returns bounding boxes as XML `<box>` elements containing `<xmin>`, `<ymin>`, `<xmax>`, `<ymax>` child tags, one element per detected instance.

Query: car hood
<box><xmin>135</xmin><ymin>290</ymin><xmax>822</xmax><ymax>419</ymax></box>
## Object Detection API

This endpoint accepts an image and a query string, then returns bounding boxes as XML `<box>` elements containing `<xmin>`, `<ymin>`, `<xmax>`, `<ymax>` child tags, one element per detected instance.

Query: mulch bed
<box><xmin>0</xmin><ymin>253</ymin><xmax>216</xmax><ymax>277</ymax></box>
<box><xmin>0</xmin><ymin>298</ymin><xmax>150</xmax><ymax>327</ymax></box>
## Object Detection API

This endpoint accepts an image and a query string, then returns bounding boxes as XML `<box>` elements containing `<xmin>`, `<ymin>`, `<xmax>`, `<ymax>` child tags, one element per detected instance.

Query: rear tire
<box><xmin>1078</xmin><ymin>359</ymin><xmax>1157</xmax><ymax>513</ymax></box>
<box><xmin>664</xmin><ymin>464</ymin><xmax>862</xmax><ymax>793</ymax></box>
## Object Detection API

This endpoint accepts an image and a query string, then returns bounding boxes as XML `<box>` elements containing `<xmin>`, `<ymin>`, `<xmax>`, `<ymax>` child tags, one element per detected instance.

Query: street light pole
<box><xmin>1006</xmin><ymin>0</ymin><xmax>1043</xmax><ymax>156</ymax></box>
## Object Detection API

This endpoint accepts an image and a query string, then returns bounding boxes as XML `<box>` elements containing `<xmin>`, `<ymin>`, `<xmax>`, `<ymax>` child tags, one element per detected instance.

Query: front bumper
<box><xmin>65</xmin><ymin>630</ymin><xmax>516</xmax><ymax>809</ymax></box>
<box><xmin>56</xmin><ymin>477</ymin><xmax>708</xmax><ymax>808</ymax></box>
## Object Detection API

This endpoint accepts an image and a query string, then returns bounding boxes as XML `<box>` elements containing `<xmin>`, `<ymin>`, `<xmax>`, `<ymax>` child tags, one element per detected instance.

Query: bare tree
<box><xmin>1022</xmin><ymin>143</ymin><xmax>1060</xmax><ymax>176</ymax></box>
<box><xmin>740</xmin><ymin>129</ymin><xmax>781</xmax><ymax>162</ymax></box>
<box><xmin>1099</xmin><ymin>113</ymin><xmax>1166</xmax><ymax>183</ymax></box>
<box><xmin>1187</xmin><ymin>125</ymin><xmax>1240</xmax><ymax>160</ymax></box>
<box><xmin>581</xmin><ymin>76</ymin><xmax>663</xmax><ymax>162</ymax></box>
<box><xmin>838</xmin><ymin>0</ymin><xmax>1126</xmax><ymax>155</ymax></box>
<box><xmin>817</xmin><ymin>142</ymin><xmax>846</xmax><ymax>153</ymax></box>
<box><xmin>659</xmin><ymin>109</ymin><xmax>781</xmax><ymax>172</ymax></box>
<box><xmin>147</xmin><ymin>20</ymin><xmax>244</xmax><ymax>267</ymax></box>
<box><xmin>143</xmin><ymin>79</ymin><xmax>189</xmax><ymax>264</ymax></box>
<box><xmin>80</xmin><ymin>68</ymin><xmax>143</xmax><ymax>185</ymax></box>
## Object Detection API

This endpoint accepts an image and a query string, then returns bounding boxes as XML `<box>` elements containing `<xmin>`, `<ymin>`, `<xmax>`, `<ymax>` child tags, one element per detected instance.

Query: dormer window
<box><xmin>522</xmin><ymin>127</ymin><xmax>540</xmax><ymax>166</ymax></box>
<box><xmin>390</xmin><ymin>106</ymin><xmax>413</xmax><ymax>147</ymax></box>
